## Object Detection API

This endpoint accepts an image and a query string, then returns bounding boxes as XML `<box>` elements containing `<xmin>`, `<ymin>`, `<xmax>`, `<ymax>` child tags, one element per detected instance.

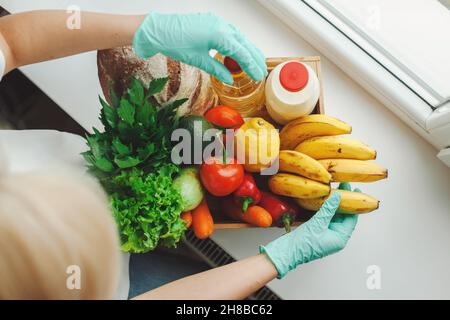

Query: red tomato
<box><xmin>204</xmin><ymin>105</ymin><xmax>244</xmax><ymax>129</ymax></box>
<box><xmin>200</xmin><ymin>157</ymin><xmax>244</xmax><ymax>196</ymax></box>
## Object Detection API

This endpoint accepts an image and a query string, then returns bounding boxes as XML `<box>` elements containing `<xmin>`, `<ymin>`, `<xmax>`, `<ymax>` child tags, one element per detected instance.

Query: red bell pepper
<box><xmin>259</xmin><ymin>191</ymin><xmax>298</xmax><ymax>232</ymax></box>
<box><xmin>233</xmin><ymin>174</ymin><xmax>262</xmax><ymax>212</ymax></box>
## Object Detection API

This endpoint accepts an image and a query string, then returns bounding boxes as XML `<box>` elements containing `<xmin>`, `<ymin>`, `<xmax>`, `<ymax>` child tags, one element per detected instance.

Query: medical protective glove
<box><xmin>260</xmin><ymin>182</ymin><xmax>360</xmax><ymax>278</ymax></box>
<box><xmin>133</xmin><ymin>12</ymin><xmax>267</xmax><ymax>84</ymax></box>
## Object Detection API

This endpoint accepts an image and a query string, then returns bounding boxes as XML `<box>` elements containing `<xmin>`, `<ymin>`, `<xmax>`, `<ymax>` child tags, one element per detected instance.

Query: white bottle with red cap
<box><xmin>265</xmin><ymin>61</ymin><xmax>320</xmax><ymax>125</ymax></box>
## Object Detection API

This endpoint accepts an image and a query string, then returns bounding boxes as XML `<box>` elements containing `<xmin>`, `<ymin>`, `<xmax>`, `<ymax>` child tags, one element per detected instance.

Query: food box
<box><xmin>212</xmin><ymin>56</ymin><xmax>325</xmax><ymax>229</ymax></box>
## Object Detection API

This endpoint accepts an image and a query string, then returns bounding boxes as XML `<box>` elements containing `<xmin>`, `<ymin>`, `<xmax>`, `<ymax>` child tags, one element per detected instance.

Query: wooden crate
<box><xmin>213</xmin><ymin>56</ymin><xmax>325</xmax><ymax>229</ymax></box>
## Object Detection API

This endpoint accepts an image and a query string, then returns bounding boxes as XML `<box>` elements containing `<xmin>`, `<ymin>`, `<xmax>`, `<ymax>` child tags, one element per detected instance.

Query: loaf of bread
<box><xmin>97</xmin><ymin>46</ymin><xmax>218</xmax><ymax>116</ymax></box>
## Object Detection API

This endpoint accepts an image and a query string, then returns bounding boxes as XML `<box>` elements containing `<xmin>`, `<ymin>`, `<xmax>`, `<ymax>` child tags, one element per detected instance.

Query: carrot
<box><xmin>224</xmin><ymin>199</ymin><xmax>273</xmax><ymax>227</ymax></box>
<box><xmin>181</xmin><ymin>211</ymin><xmax>192</xmax><ymax>229</ymax></box>
<box><xmin>192</xmin><ymin>199</ymin><xmax>214</xmax><ymax>239</ymax></box>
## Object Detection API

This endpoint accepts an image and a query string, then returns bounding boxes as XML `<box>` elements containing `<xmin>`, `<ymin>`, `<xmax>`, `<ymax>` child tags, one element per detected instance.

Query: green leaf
<box><xmin>99</xmin><ymin>96</ymin><xmax>118</xmax><ymax>129</ymax></box>
<box><xmin>128</xmin><ymin>77</ymin><xmax>145</xmax><ymax>106</ymax></box>
<box><xmin>114</xmin><ymin>155</ymin><xmax>141</xmax><ymax>169</ymax></box>
<box><xmin>136</xmin><ymin>99</ymin><xmax>152</xmax><ymax>128</ymax></box>
<box><xmin>118</xmin><ymin>99</ymin><xmax>135</xmax><ymax>126</ymax></box>
<box><xmin>147</xmin><ymin>77</ymin><xmax>169</xmax><ymax>97</ymax></box>
<box><xmin>157</xmin><ymin>98</ymin><xmax>186</xmax><ymax>124</ymax></box>
<box><xmin>137</xmin><ymin>144</ymin><xmax>155</xmax><ymax>161</ymax></box>
<box><xmin>88</xmin><ymin>167</ymin><xmax>110</xmax><ymax>182</ymax></box>
<box><xmin>118</xmin><ymin>125</ymin><xmax>146</xmax><ymax>144</ymax></box>
<box><xmin>108</xmin><ymin>81</ymin><xmax>120</xmax><ymax>108</ymax></box>
<box><xmin>94</xmin><ymin>158</ymin><xmax>114</xmax><ymax>172</ymax></box>
<box><xmin>92</xmin><ymin>127</ymin><xmax>102</xmax><ymax>137</ymax></box>
<box><xmin>171</xmin><ymin>98</ymin><xmax>189</xmax><ymax>110</ymax></box>
<box><xmin>81</xmin><ymin>151</ymin><xmax>95</xmax><ymax>165</ymax></box>
<box><xmin>86</xmin><ymin>135</ymin><xmax>104</xmax><ymax>159</ymax></box>
<box><xmin>117</xmin><ymin>121</ymin><xmax>129</xmax><ymax>135</ymax></box>
<box><xmin>112</xmin><ymin>137</ymin><xmax>131</xmax><ymax>155</ymax></box>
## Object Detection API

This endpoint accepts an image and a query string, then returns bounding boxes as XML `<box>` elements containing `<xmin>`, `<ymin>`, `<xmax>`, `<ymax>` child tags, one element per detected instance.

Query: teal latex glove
<box><xmin>260</xmin><ymin>182</ymin><xmax>360</xmax><ymax>279</ymax></box>
<box><xmin>133</xmin><ymin>12</ymin><xmax>267</xmax><ymax>84</ymax></box>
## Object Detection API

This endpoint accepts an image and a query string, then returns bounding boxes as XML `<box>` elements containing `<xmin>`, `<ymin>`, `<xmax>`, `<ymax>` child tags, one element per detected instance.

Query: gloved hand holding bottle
<box><xmin>133</xmin><ymin>12</ymin><xmax>267</xmax><ymax>84</ymax></box>
<box><xmin>260</xmin><ymin>182</ymin><xmax>359</xmax><ymax>278</ymax></box>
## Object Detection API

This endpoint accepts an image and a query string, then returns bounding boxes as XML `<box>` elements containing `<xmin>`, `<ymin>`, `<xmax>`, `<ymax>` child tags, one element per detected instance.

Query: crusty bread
<box><xmin>97</xmin><ymin>46</ymin><xmax>217</xmax><ymax>116</ymax></box>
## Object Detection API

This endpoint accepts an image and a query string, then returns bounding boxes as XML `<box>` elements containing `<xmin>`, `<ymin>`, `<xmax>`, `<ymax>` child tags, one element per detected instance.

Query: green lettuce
<box><xmin>110</xmin><ymin>165</ymin><xmax>185</xmax><ymax>253</ymax></box>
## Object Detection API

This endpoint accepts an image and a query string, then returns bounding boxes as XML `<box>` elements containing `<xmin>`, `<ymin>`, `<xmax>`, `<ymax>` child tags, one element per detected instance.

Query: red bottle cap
<box><xmin>224</xmin><ymin>56</ymin><xmax>242</xmax><ymax>74</ymax></box>
<box><xmin>279</xmin><ymin>61</ymin><xmax>309</xmax><ymax>92</ymax></box>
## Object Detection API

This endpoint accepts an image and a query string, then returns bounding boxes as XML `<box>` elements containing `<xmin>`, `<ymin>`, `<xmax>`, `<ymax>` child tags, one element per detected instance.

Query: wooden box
<box><xmin>212</xmin><ymin>56</ymin><xmax>325</xmax><ymax>229</ymax></box>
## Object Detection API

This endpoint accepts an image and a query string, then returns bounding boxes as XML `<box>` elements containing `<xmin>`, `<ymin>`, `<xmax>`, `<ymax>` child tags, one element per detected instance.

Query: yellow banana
<box><xmin>295</xmin><ymin>189</ymin><xmax>379</xmax><ymax>214</ymax></box>
<box><xmin>268</xmin><ymin>173</ymin><xmax>331</xmax><ymax>199</ymax></box>
<box><xmin>280</xmin><ymin>115</ymin><xmax>352</xmax><ymax>150</ymax></box>
<box><xmin>295</xmin><ymin>136</ymin><xmax>376</xmax><ymax>160</ymax></box>
<box><xmin>318</xmin><ymin>159</ymin><xmax>387</xmax><ymax>182</ymax></box>
<box><xmin>279</xmin><ymin>150</ymin><xmax>332</xmax><ymax>184</ymax></box>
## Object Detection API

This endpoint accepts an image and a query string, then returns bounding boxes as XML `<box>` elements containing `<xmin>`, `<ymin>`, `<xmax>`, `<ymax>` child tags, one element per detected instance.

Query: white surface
<box><xmin>327</xmin><ymin>0</ymin><xmax>450</xmax><ymax>101</ymax></box>
<box><xmin>0</xmin><ymin>130</ymin><xmax>130</xmax><ymax>299</ymax></box>
<box><xmin>437</xmin><ymin>148</ymin><xmax>450</xmax><ymax>167</ymax></box>
<box><xmin>1</xmin><ymin>0</ymin><xmax>449</xmax><ymax>299</ymax></box>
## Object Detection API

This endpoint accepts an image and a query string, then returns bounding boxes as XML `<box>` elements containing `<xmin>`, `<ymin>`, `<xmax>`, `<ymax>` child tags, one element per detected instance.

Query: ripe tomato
<box><xmin>205</xmin><ymin>105</ymin><xmax>244</xmax><ymax>146</ymax></box>
<box><xmin>200</xmin><ymin>157</ymin><xmax>244</xmax><ymax>196</ymax></box>
<box><xmin>204</xmin><ymin>105</ymin><xmax>244</xmax><ymax>129</ymax></box>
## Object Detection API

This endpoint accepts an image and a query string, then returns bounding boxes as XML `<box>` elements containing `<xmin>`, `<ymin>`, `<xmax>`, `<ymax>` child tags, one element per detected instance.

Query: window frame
<box><xmin>258</xmin><ymin>0</ymin><xmax>450</xmax><ymax>152</ymax></box>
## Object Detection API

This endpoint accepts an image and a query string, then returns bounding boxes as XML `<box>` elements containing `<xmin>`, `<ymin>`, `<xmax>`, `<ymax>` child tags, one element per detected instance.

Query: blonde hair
<box><xmin>0</xmin><ymin>157</ymin><xmax>120</xmax><ymax>299</ymax></box>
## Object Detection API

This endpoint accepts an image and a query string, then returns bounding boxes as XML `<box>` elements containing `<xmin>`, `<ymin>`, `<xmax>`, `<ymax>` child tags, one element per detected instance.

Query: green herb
<box><xmin>83</xmin><ymin>77</ymin><xmax>187</xmax><ymax>179</ymax></box>
<box><xmin>83</xmin><ymin>77</ymin><xmax>188</xmax><ymax>253</ymax></box>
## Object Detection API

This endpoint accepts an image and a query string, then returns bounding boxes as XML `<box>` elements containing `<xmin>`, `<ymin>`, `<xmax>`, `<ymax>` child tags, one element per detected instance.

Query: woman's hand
<box><xmin>260</xmin><ymin>182</ymin><xmax>359</xmax><ymax>279</ymax></box>
<box><xmin>133</xmin><ymin>12</ymin><xmax>267</xmax><ymax>84</ymax></box>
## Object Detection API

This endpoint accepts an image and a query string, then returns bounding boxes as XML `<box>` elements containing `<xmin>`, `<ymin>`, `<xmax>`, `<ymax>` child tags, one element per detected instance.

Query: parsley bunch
<box><xmin>83</xmin><ymin>77</ymin><xmax>188</xmax><ymax>253</ymax></box>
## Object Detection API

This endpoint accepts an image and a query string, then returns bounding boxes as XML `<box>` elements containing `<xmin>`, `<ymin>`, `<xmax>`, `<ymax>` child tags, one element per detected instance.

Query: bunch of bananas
<box><xmin>269</xmin><ymin>114</ymin><xmax>387</xmax><ymax>214</ymax></box>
